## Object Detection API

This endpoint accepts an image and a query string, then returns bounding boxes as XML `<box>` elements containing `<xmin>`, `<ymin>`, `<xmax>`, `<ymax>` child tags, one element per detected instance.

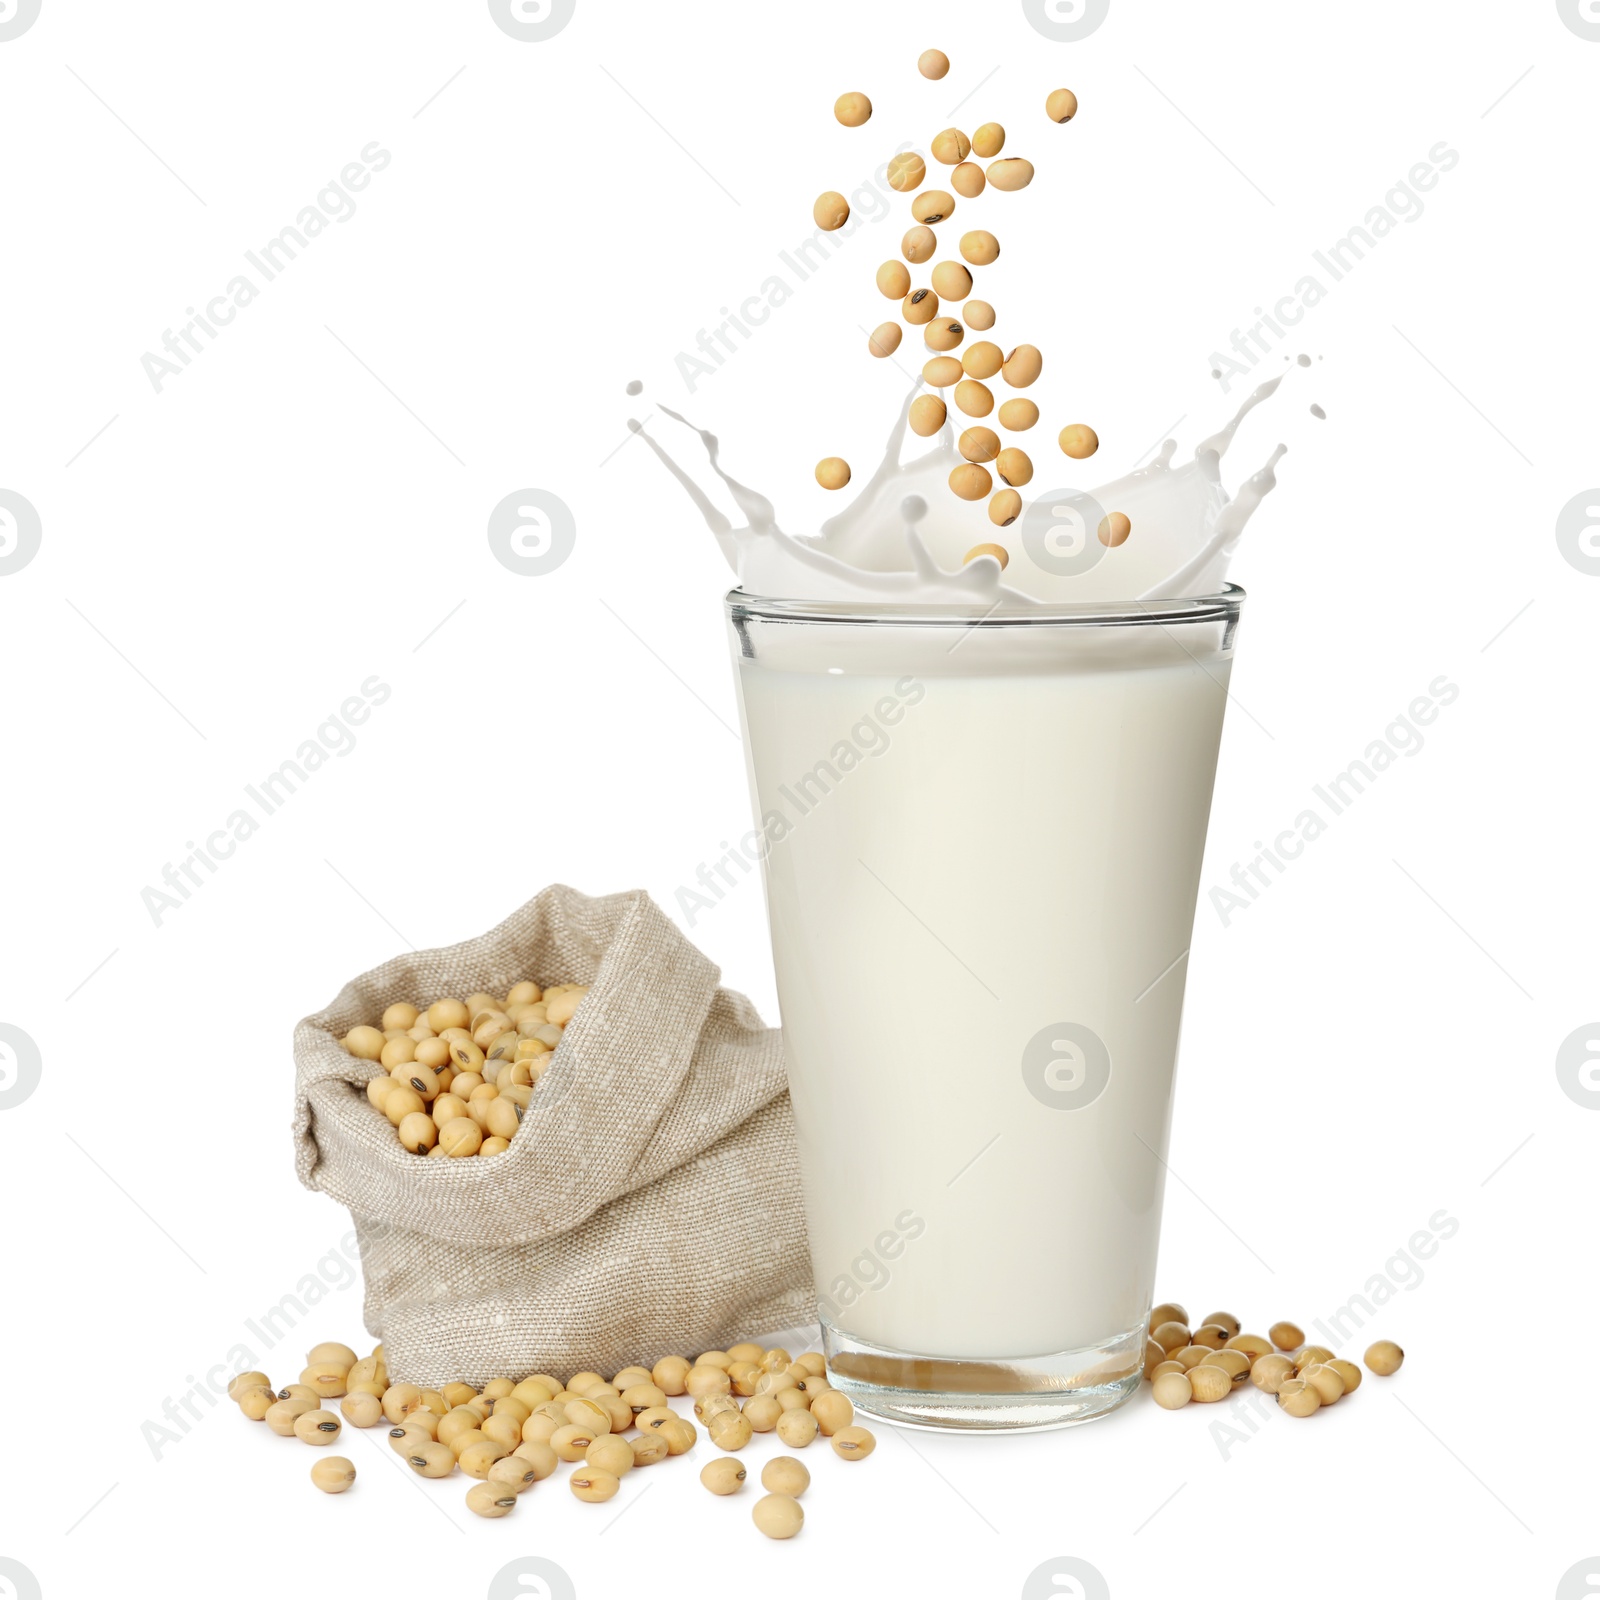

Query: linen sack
<box><xmin>292</xmin><ymin>884</ymin><xmax>814</xmax><ymax>1385</ymax></box>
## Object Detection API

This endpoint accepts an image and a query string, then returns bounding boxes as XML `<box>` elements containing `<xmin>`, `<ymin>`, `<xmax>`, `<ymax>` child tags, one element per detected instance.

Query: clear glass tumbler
<box><xmin>726</xmin><ymin>586</ymin><xmax>1243</xmax><ymax>1430</ymax></box>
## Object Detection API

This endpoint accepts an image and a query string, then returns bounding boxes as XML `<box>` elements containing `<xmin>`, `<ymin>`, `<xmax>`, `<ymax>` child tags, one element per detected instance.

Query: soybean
<box><xmin>762</xmin><ymin>1457</ymin><xmax>810</xmax><ymax>1497</ymax></box>
<box><xmin>830</xmin><ymin>1425</ymin><xmax>876</xmax><ymax>1461</ymax></box>
<box><xmin>571</xmin><ymin>1469</ymin><xmax>620</xmax><ymax>1503</ymax></box>
<box><xmin>877</xmin><ymin>260</ymin><xmax>912</xmax><ymax>300</ymax></box>
<box><xmin>384</xmin><ymin>1087</ymin><xmax>425</xmax><ymax>1128</ymax></box>
<box><xmin>922</xmin><ymin>357</ymin><xmax>964</xmax><ymax>388</ymax></box>
<box><xmin>658</xmin><ymin>1417</ymin><xmax>697</xmax><ymax>1455</ymax></box>
<box><xmin>310</xmin><ymin>1456</ymin><xmax>356</xmax><ymax>1493</ymax></box>
<box><xmin>466</xmin><ymin>1481</ymin><xmax>519</xmax><ymax>1518</ymax></box>
<box><xmin>962</xmin><ymin>341</ymin><xmax>1003</xmax><ymax>379</ymax></box>
<box><xmin>709</xmin><ymin>1411</ymin><xmax>754</xmax><ymax>1451</ymax></box>
<box><xmin>652</xmin><ymin>1356</ymin><xmax>691</xmax><ymax>1395</ymax></box>
<box><xmin>514</xmin><ymin>1440</ymin><xmax>560</xmax><ymax>1480</ymax></box>
<box><xmin>1250</xmin><ymin>1354</ymin><xmax>1296</xmax><ymax>1395</ymax></box>
<box><xmin>438</xmin><ymin>1117</ymin><xmax>482</xmax><ymax>1157</ymax></box>
<box><xmin>949</xmin><ymin>464</ymin><xmax>992</xmax><ymax>500</ymax></box>
<box><xmin>1001</xmin><ymin>345</ymin><xmax>1042</xmax><ymax>387</ymax></box>
<box><xmin>550</xmin><ymin>1424</ymin><xmax>598</xmax><ymax>1462</ymax></box>
<box><xmin>1269</xmin><ymin>1321</ymin><xmax>1304</xmax><ymax>1351</ymax></box>
<box><xmin>1046</xmin><ymin>88</ymin><xmax>1080</xmax><ymax>123</ymax></box>
<box><xmin>701</xmin><ymin>1457</ymin><xmax>748</xmax><ymax>1495</ymax></box>
<box><xmin>931</xmin><ymin>128</ymin><xmax>971</xmax><ymax>165</ymax></box>
<box><xmin>989</xmin><ymin>490</ymin><xmax>1022</xmax><ymax>527</ymax></box>
<box><xmin>294</xmin><ymin>1410</ymin><xmax>343</xmax><ymax>1446</ymax></box>
<box><xmin>1151</xmin><ymin>1372</ymin><xmax>1192</xmax><ymax>1409</ymax></box>
<box><xmin>743</xmin><ymin>1394</ymin><xmax>782</xmax><ymax>1433</ymax></box>
<box><xmin>964</xmin><ymin>543</ymin><xmax>1009</xmax><ymax>569</ymax></box>
<box><xmin>911</xmin><ymin>191</ymin><xmax>955</xmax><ymax>224</ymax></box>
<box><xmin>753</xmin><ymin>1494</ymin><xmax>805</xmax><ymax>1539</ymax></box>
<box><xmin>809</xmin><ymin>1391</ymin><xmax>853</xmax><ymax>1436</ymax></box>
<box><xmin>910</xmin><ymin>395</ymin><xmax>948</xmax><ymax>437</ymax></box>
<box><xmin>238</xmin><ymin>1386</ymin><xmax>276</xmax><ymax>1422</ymax></box>
<box><xmin>887</xmin><ymin>153</ymin><xmax>926</xmax><ymax>193</ymax></box>
<box><xmin>902</xmin><ymin>287</ymin><xmax>940</xmax><ymax>326</ymax></box>
<box><xmin>427</xmin><ymin>1000</ymin><xmax>469</xmax><ymax>1032</ymax></box>
<box><xmin>999</xmin><ymin>399</ymin><xmax>1039</xmax><ymax>431</ymax></box>
<box><xmin>954</xmin><ymin>379</ymin><xmax>993</xmax><ymax>417</ymax></box>
<box><xmin>902</xmin><ymin>225</ymin><xmax>937</xmax><ymax>264</ymax></box>
<box><xmin>407</xmin><ymin>1440</ymin><xmax>455</xmax><ymax>1478</ymax></box>
<box><xmin>487</xmin><ymin>1457</ymin><xmax>539</xmax><ymax>1495</ymax></box>
<box><xmin>340</xmin><ymin>1392</ymin><xmax>383</xmax><ymax>1429</ymax></box>
<box><xmin>814</xmin><ymin>191</ymin><xmax>850</xmax><ymax>231</ymax></box>
<box><xmin>987</xmin><ymin>158</ymin><xmax>1034</xmax><ymax>192</ymax></box>
<box><xmin>1098</xmin><ymin>512</ymin><xmax>1132</xmax><ymax>547</ymax></box>
<box><xmin>960</xmin><ymin>426</ymin><xmax>1000</xmax><ymax>463</ymax></box>
<box><xmin>951</xmin><ymin>162</ymin><xmax>985</xmax><ymax>198</ymax></box>
<box><xmin>344</xmin><ymin>1026</ymin><xmax>384</xmax><ymax>1061</ymax></box>
<box><xmin>1302</xmin><ymin>1364</ymin><xmax>1345</xmax><ymax>1406</ymax></box>
<box><xmin>917</xmin><ymin>49</ymin><xmax>950</xmax><ymax>80</ymax></box>
<box><xmin>834</xmin><ymin>92</ymin><xmax>872</xmax><ymax>127</ymax></box>
<box><xmin>1205</xmin><ymin>1349</ymin><xmax>1251</xmax><ymax>1383</ymax></box>
<box><xmin>924</xmin><ymin>320</ymin><xmax>965</xmax><ymax>352</ymax></box>
<box><xmin>868</xmin><ymin>322</ymin><xmax>903</xmax><ymax>359</ymax></box>
<box><xmin>1058</xmin><ymin>423</ymin><xmax>1099</xmax><ymax>459</ymax></box>
<box><xmin>1329</xmin><ymin>1358</ymin><xmax>1364</xmax><ymax>1393</ymax></box>
<box><xmin>776</xmin><ymin>1408</ymin><xmax>819</xmax><ymax>1448</ymax></box>
<box><xmin>960</xmin><ymin>230</ymin><xmax>999</xmax><ymax>266</ymax></box>
<box><xmin>1365</xmin><ymin>1341</ymin><xmax>1404</xmax><ymax>1376</ymax></box>
<box><xmin>972</xmin><ymin>122</ymin><xmax>1005</xmax><ymax>158</ymax></box>
<box><xmin>397</xmin><ymin>1112</ymin><xmax>436</xmax><ymax>1154</ymax></box>
<box><xmin>265</xmin><ymin>1398</ymin><xmax>316</xmax><ymax>1436</ymax></box>
<box><xmin>585</xmin><ymin>1436</ymin><xmax>636</xmax><ymax>1476</ymax></box>
<box><xmin>380</xmin><ymin>1037</ymin><xmax>416</xmax><ymax>1069</ymax></box>
<box><xmin>931</xmin><ymin>261</ymin><xmax>973</xmax><ymax>301</ymax></box>
<box><xmin>995</xmin><ymin>447</ymin><xmax>1032</xmax><ymax>487</ymax></box>
<box><xmin>965</xmin><ymin>300</ymin><xmax>996</xmax><ymax>331</ymax></box>
<box><xmin>1278</xmin><ymin>1380</ymin><xmax>1322</xmax><ymax>1419</ymax></box>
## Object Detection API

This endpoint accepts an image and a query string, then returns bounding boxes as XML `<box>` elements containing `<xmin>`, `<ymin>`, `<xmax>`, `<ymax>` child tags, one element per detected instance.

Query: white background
<box><xmin>2</xmin><ymin>1</ymin><xmax>1596</xmax><ymax>1597</ymax></box>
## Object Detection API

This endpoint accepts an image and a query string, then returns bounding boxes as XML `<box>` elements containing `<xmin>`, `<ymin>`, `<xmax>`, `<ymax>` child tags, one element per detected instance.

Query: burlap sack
<box><xmin>292</xmin><ymin>885</ymin><xmax>813</xmax><ymax>1385</ymax></box>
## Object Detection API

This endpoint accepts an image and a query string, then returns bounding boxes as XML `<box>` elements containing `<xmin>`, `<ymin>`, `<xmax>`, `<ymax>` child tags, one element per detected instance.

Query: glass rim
<box><xmin>725</xmin><ymin>582</ymin><xmax>1244</xmax><ymax>629</ymax></box>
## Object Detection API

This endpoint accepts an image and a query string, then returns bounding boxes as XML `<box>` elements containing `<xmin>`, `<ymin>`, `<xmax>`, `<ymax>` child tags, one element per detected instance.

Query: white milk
<box><xmin>730</xmin><ymin>611</ymin><xmax>1233</xmax><ymax>1360</ymax></box>
<box><xmin>636</xmin><ymin>366</ymin><xmax>1282</xmax><ymax>1389</ymax></box>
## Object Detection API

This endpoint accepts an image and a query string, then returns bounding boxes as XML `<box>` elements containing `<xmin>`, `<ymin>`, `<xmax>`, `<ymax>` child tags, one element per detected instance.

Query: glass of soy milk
<box><xmin>727</xmin><ymin>586</ymin><xmax>1242</xmax><ymax>1430</ymax></box>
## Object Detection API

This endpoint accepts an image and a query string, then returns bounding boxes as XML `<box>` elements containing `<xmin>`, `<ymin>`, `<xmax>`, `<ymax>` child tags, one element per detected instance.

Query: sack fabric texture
<box><xmin>292</xmin><ymin>885</ymin><xmax>814</xmax><ymax>1385</ymax></box>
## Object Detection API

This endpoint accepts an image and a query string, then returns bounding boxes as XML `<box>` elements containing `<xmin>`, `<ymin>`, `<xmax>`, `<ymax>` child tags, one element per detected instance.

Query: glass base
<box><xmin>821</xmin><ymin>1318</ymin><xmax>1145</xmax><ymax>1433</ymax></box>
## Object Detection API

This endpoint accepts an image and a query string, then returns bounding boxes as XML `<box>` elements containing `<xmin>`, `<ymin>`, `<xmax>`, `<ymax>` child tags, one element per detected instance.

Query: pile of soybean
<box><xmin>342</xmin><ymin>982</ymin><xmax>590</xmax><ymax>1159</ymax></box>
<box><xmin>231</xmin><ymin>1339</ymin><xmax>875</xmax><ymax>1538</ymax></box>
<box><xmin>1141</xmin><ymin>1302</ymin><xmax>1405</xmax><ymax>1415</ymax></box>
<box><xmin>812</xmin><ymin>51</ymin><xmax>1133</xmax><ymax>566</ymax></box>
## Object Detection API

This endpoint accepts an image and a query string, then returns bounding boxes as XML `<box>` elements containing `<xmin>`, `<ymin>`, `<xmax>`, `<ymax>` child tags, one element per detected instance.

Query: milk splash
<box><xmin>630</xmin><ymin>376</ymin><xmax>1291</xmax><ymax>605</ymax></box>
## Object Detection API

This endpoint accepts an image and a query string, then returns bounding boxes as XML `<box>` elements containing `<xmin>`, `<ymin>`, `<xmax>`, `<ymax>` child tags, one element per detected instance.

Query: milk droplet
<box><xmin>1297</xmin><ymin>354</ymin><xmax>1312</xmax><ymax>368</ymax></box>
<box><xmin>901</xmin><ymin>495</ymin><xmax>928</xmax><ymax>524</ymax></box>
<box><xmin>626</xmin><ymin>379</ymin><xmax>643</xmax><ymax>395</ymax></box>
<box><xmin>1310</xmin><ymin>404</ymin><xmax>1326</xmax><ymax>419</ymax></box>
